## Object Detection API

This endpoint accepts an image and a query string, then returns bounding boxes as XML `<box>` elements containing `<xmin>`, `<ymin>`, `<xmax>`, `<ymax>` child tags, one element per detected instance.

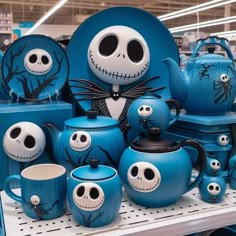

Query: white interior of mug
<box><xmin>21</xmin><ymin>164</ymin><xmax>66</xmax><ymax>180</ymax></box>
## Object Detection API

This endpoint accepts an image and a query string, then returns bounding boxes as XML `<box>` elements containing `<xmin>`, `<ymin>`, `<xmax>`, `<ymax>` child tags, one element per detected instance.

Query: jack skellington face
<box><xmin>3</xmin><ymin>121</ymin><xmax>46</xmax><ymax>162</ymax></box>
<box><xmin>128</xmin><ymin>162</ymin><xmax>161</xmax><ymax>192</ymax></box>
<box><xmin>30</xmin><ymin>195</ymin><xmax>41</xmax><ymax>206</ymax></box>
<box><xmin>88</xmin><ymin>25</ymin><xmax>150</xmax><ymax>85</ymax></box>
<box><xmin>217</xmin><ymin>134</ymin><xmax>229</xmax><ymax>146</ymax></box>
<box><xmin>138</xmin><ymin>105</ymin><xmax>153</xmax><ymax>117</ymax></box>
<box><xmin>73</xmin><ymin>183</ymin><xmax>105</xmax><ymax>211</ymax></box>
<box><xmin>207</xmin><ymin>183</ymin><xmax>221</xmax><ymax>196</ymax></box>
<box><xmin>69</xmin><ymin>131</ymin><xmax>91</xmax><ymax>151</ymax></box>
<box><xmin>209</xmin><ymin>159</ymin><xmax>221</xmax><ymax>171</ymax></box>
<box><xmin>24</xmin><ymin>48</ymin><xmax>53</xmax><ymax>75</ymax></box>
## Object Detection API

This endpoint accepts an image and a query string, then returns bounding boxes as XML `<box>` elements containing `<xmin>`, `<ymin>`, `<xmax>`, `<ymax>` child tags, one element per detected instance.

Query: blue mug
<box><xmin>4</xmin><ymin>164</ymin><xmax>67</xmax><ymax>220</ymax></box>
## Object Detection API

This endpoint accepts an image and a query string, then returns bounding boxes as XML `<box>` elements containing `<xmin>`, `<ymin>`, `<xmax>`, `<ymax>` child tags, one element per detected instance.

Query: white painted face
<box><xmin>73</xmin><ymin>183</ymin><xmax>105</xmax><ymax>211</ymax></box>
<box><xmin>88</xmin><ymin>25</ymin><xmax>150</xmax><ymax>85</ymax></box>
<box><xmin>24</xmin><ymin>49</ymin><xmax>53</xmax><ymax>75</ymax></box>
<box><xmin>138</xmin><ymin>105</ymin><xmax>153</xmax><ymax>117</ymax></box>
<box><xmin>128</xmin><ymin>162</ymin><xmax>161</xmax><ymax>192</ymax></box>
<box><xmin>30</xmin><ymin>195</ymin><xmax>41</xmax><ymax>206</ymax></box>
<box><xmin>210</xmin><ymin>160</ymin><xmax>221</xmax><ymax>171</ymax></box>
<box><xmin>220</xmin><ymin>73</ymin><xmax>229</xmax><ymax>83</ymax></box>
<box><xmin>69</xmin><ymin>131</ymin><xmax>91</xmax><ymax>151</ymax></box>
<box><xmin>207</xmin><ymin>183</ymin><xmax>221</xmax><ymax>195</ymax></box>
<box><xmin>3</xmin><ymin>122</ymin><xmax>46</xmax><ymax>162</ymax></box>
<box><xmin>217</xmin><ymin>134</ymin><xmax>229</xmax><ymax>146</ymax></box>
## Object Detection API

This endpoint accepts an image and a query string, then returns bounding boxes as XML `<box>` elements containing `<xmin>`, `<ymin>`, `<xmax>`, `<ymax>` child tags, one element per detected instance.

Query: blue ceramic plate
<box><xmin>1</xmin><ymin>35</ymin><xmax>69</xmax><ymax>101</ymax></box>
<box><xmin>67</xmin><ymin>6</ymin><xmax>179</xmax><ymax>113</ymax></box>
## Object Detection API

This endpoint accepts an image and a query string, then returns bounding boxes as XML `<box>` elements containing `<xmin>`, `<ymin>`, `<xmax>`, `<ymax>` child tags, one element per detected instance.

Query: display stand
<box><xmin>1</xmin><ymin>186</ymin><xmax>236</xmax><ymax>236</ymax></box>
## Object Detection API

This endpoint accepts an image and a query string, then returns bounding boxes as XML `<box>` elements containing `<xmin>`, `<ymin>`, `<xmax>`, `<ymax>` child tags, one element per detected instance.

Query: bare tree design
<box><xmin>78</xmin><ymin>210</ymin><xmax>104</xmax><ymax>227</ymax></box>
<box><xmin>17</xmin><ymin>52</ymin><xmax>63</xmax><ymax>99</ymax></box>
<box><xmin>4</xmin><ymin>46</ymin><xmax>26</xmax><ymax>82</ymax></box>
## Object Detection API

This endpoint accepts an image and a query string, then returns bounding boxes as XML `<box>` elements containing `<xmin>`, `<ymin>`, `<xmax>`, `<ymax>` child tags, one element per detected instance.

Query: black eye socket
<box><xmin>72</xmin><ymin>133</ymin><xmax>77</xmax><ymax>141</ymax></box>
<box><xmin>131</xmin><ymin>166</ymin><xmax>138</xmax><ymax>177</ymax></box>
<box><xmin>209</xmin><ymin>185</ymin><xmax>214</xmax><ymax>190</ymax></box>
<box><xmin>144</xmin><ymin>168</ymin><xmax>155</xmax><ymax>180</ymax></box>
<box><xmin>29</xmin><ymin>54</ymin><xmax>37</xmax><ymax>63</ymax></box>
<box><xmin>10</xmin><ymin>127</ymin><xmax>21</xmax><ymax>139</ymax></box>
<box><xmin>146</xmin><ymin>107</ymin><xmax>151</xmax><ymax>111</ymax></box>
<box><xmin>212</xmin><ymin>162</ymin><xmax>216</xmax><ymax>166</ymax></box>
<box><xmin>216</xmin><ymin>186</ymin><xmax>220</xmax><ymax>191</ymax></box>
<box><xmin>90</xmin><ymin>187</ymin><xmax>99</xmax><ymax>199</ymax></box>
<box><xmin>77</xmin><ymin>186</ymin><xmax>85</xmax><ymax>197</ymax></box>
<box><xmin>127</xmin><ymin>40</ymin><xmax>144</xmax><ymax>63</ymax></box>
<box><xmin>217</xmin><ymin>162</ymin><xmax>220</xmax><ymax>166</ymax></box>
<box><xmin>41</xmin><ymin>55</ymin><xmax>49</xmax><ymax>64</ymax></box>
<box><xmin>80</xmin><ymin>135</ymin><xmax>87</xmax><ymax>143</ymax></box>
<box><xmin>139</xmin><ymin>107</ymin><xmax>144</xmax><ymax>112</ymax></box>
<box><xmin>24</xmin><ymin>135</ymin><xmax>35</xmax><ymax>149</ymax></box>
<box><xmin>99</xmin><ymin>35</ymin><xmax>118</xmax><ymax>56</ymax></box>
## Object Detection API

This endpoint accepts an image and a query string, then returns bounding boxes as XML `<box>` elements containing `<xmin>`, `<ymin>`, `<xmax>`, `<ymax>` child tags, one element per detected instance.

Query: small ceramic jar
<box><xmin>67</xmin><ymin>159</ymin><xmax>122</xmax><ymax>227</ymax></box>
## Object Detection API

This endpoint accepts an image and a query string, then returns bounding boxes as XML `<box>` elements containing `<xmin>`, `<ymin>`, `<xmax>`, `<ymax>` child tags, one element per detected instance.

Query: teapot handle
<box><xmin>191</xmin><ymin>36</ymin><xmax>234</xmax><ymax>61</ymax></box>
<box><xmin>180</xmin><ymin>140</ymin><xmax>206</xmax><ymax>192</ymax></box>
<box><xmin>165</xmin><ymin>99</ymin><xmax>181</xmax><ymax>127</ymax></box>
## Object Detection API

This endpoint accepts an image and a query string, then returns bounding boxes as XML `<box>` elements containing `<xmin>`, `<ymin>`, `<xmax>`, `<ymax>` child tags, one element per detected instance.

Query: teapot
<box><xmin>68</xmin><ymin>159</ymin><xmax>122</xmax><ymax>227</ymax></box>
<box><xmin>127</xmin><ymin>95</ymin><xmax>180</xmax><ymax>134</ymax></box>
<box><xmin>163</xmin><ymin>36</ymin><xmax>236</xmax><ymax>114</ymax></box>
<box><xmin>118</xmin><ymin>127</ymin><xmax>206</xmax><ymax>207</ymax></box>
<box><xmin>44</xmin><ymin>111</ymin><xmax>125</xmax><ymax>173</ymax></box>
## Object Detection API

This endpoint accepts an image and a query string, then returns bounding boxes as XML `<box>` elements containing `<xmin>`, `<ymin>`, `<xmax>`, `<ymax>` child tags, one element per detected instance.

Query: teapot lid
<box><xmin>65</xmin><ymin>110</ymin><xmax>118</xmax><ymax>129</ymax></box>
<box><xmin>199</xmin><ymin>47</ymin><xmax>227</xmax><ymax>61</ymax></box>
<box><xmin>130</xmin><ymin>127</ymin><xmax>180</xmax><ymax>153</ymax></box>
<box><xmin>72</xmin><ymin>159</ymin><xmax>117</xmax><ymax>181</ymax></box>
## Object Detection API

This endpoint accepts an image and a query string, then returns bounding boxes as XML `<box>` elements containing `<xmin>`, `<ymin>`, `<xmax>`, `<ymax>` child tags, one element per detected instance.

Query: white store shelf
<box><xmin>1</xmin><ymin>187</ymin><xmax>236</xmax><ymax>236</ymax></box>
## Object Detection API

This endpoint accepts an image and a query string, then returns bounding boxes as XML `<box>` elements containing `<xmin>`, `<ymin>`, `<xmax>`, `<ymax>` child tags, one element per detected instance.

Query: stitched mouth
<box><xmin>3</xmin><ymin>143</ymin><xmax>42</xmax><ymax>161</ymax></box>
<box><xmin>24</xmin><ymin>62</ymin><xmax>52</xmax><ymax>75</ymax></box>
<box><xmin>129</xmin><ymin>179</ymin><xmax>160</xmax><ymax>193</ymax></box>
<box><xmin>71</xmin><ymin>143</ymin><xmax>91</xmax><ymax>152</ymax></box>
<box><xmin>89</xmin><ymin>50</ymin><xmax>149</xmax><ymax>81</ymax></box>
<box><xmin>73</xmin><ymin>195</ymin><xmax>104</xmax><ymax>211</ymax></box>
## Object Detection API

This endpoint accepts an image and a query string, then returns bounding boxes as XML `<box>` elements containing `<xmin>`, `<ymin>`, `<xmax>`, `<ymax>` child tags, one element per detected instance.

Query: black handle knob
<box><xmin>207</xmin><ymin>46</ymin><xmax>216</xmax><ymax>54</ymax></box>
<box><xmin>89</xmin><ymin>159</ymin><xmax>99</xmax><ymax>168</ymax></box>
<box><xmin>87</xmin><ymin>110</ymin><xmax>97</xmax><ymax>119</ymax></box>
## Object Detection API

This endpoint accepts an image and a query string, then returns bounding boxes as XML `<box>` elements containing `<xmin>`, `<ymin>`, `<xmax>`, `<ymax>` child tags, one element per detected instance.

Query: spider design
<box><xmin>213</xmin><ymin>67</ymin><xmax>235</xmax><ymax>103</ymax></box>
<box><xmin>138</xmin><ymin>117</ymin><xmax>154</xmax><ymax>129</ymax></box>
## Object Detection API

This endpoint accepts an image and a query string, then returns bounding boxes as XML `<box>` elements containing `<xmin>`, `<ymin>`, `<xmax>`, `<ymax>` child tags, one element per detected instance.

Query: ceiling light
<box><xmin>169</xmin><ymin>16</ymin><xmax>236</xmax><ymax>33</ymax></box>
<box><xmin>24</xmin><ymin>0</ymin><xmax>68</xmax><ymax>35</ymax></box>
<box><xmin>210</xmin><ymin>30</ymin><xmax>236</xmax><ymax>37</ymax></box>
<box><xmin>158</xmin><ymin>0</ymin><xmax>236</xmax><ymax>21</ymax></box>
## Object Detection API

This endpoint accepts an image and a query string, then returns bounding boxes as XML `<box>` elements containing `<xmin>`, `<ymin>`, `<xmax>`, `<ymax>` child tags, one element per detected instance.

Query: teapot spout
<box><xmin>162</xmin><ymin>58</ymin><xmax>188</xmax><ymax>103</ymax></box>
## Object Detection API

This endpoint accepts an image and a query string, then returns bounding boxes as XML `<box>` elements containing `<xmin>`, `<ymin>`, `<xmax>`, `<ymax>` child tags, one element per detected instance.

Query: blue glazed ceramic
<box><xmin>44</xmin><ymin>111</ymin><xmax>125</xmax><ymax>173</ymax></box>
<box><xmin>198</xmin><ymin>175</ymin><xmax>226</xmax><ymax>203</ymax></box>
<box><xmin>119</xmin><ymin>128</ymin><xmax>206</xmax><ymax>207</ymax></box>
<box><xmin>68</xmin><ymin>159</ymin><xmax>122</xmax><ymax>227</ymax></box>
<box><xmin>67</xmin><ymin>6</ymin><xmax>179</xmax><ymax>129</ymax></box>
<box><xmin>1</xmin><ymin>35</ymin><xmax>69</xmax><ymax>101</ymax></box>
<box><xmin>4</xmin><ymin>164</ymin><xmax>67</xmax><ymax>220</ymax></box>
<box><xmin>127</xmin><ymin>95</ymin><xmax>180</xmax><ymax>134</ymax></box>
<box><xmin>228</xmin><ymin>155</ymin><xmax>236</xmax><ymax>189</ymax></box>
<box><xmin>206</xmin><ymin>158</ymin><xmax>221</xmax><ymax>176</ymax></box>
<box><xmin>163</xmin><ymin>36</ymin><xmax>236</xmax><ymax>114</ymax></box>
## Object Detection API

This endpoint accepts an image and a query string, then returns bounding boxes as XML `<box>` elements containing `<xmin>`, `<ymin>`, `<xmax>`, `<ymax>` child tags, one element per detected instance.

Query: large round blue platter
<box><xmin>67</xmin><ymin>6</ymin><xmax>179</xmax><ymax>117</ymax></box>
<box><xmin>1</xmin><ymin>35</ymin><xmax>69</xmax><ymax>101</ymax></box>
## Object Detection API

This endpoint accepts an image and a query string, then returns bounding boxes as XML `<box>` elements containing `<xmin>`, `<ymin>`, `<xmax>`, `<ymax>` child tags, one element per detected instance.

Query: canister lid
<box><xmin>65</xmin><ymin>110</ymin><xmax>118</xmax><ymax>129</ymax></box>
<box><xmin>72</xmin><ymin>159</ymin><xmax>117</xmax><ymax>181</ymax></box>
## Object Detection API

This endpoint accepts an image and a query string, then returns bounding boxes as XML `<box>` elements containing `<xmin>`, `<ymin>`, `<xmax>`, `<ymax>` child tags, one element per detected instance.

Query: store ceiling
<box><xmin>0</xmin><ymin>0</ymin><xmax>236</xmax><ymax>34</ymax></box>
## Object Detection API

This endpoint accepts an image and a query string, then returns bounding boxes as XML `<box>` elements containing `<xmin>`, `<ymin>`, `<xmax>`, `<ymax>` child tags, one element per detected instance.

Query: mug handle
<box><xmin>180</xmin><ymin>140</ymin><xmax>206</xmax><ymax>192</ymax></box>
<box><xmin>4</xmin><ymin>175</ymin><xmax>22</xmax><ymax>203</ymax></box>
<box><xmin>165</xmin><ymin>99</ymin><xmax>181</xmax><ymax>127</ymax></box>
